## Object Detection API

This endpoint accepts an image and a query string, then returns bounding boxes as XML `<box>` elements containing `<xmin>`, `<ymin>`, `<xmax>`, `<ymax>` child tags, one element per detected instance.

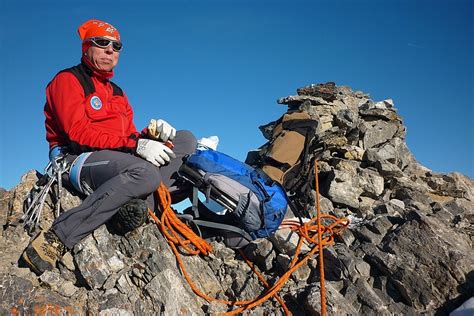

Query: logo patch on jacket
<box><xmin>90</xmin><ymin>96</ymin><xmax>103</xmax><ymax>110</ymax></box>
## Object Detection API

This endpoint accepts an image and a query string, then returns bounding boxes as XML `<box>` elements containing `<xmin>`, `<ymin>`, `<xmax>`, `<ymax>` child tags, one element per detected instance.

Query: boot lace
<box><xmin>41</xmin><ymin>230</ymin><xmax>66</xmax><ymax>259</ymax></box>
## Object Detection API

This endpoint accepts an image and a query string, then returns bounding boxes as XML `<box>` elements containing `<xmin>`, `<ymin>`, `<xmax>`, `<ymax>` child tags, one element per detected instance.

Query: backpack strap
<box><xmin>60</xmin><ymin>63</ymin><xmax>124</xmax><ymax>97</ymax></box>
<box><xmin>190</xmin><ymin>220</ymin><xmax>253</xmax><ymax>242</ymax></box>
<box><xmin>110</xmin><ymin>81</ymin><xmax>124</xmax><ymax>96</ymax></box>
<box><xmin>60</xmin><ymin>63</ymin><xmax>95</xmax><ymax>96</ymax></box>
<box><xmin>179</xmin><ymin>200</ymin><xmax>253</xmax><ymax>249</ymax></box>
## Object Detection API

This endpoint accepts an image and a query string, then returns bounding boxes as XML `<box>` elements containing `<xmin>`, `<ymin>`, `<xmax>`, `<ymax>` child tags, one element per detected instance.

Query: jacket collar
<box><xmin>81</xmin><ymin>56</ymin><xmax>114</xmax><ymax>81</ymax></box>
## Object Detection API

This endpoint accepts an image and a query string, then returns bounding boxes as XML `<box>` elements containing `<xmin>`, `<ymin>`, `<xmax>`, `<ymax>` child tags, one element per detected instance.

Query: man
<box><xmin>22</xmin><ymin>19</ymin><xmax>197</xmax><ymax>275</ymax></box>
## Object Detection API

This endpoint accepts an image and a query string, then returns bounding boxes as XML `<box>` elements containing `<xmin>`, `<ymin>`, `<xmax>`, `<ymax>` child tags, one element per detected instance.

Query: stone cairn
<box><xmin>0</xmin><ymin>82</ymin><xmax>472</xmax><ymax>315</ymax></box>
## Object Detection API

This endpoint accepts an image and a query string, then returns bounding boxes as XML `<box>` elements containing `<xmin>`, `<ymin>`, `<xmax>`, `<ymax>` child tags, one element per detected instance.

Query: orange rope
<box><xmin>149</xmin><ymin>168</ymin><xmax>349</xmax><ymax>315</ymax></box>
<box><xmin>315</xmin><ymin>160</ymin><xmax>326</xmax><ymax>316</ymax></box>
<box><xmin>148</xmin><ymin>184</ymin><xmax>287</xmax><ymax>311</ymax></box>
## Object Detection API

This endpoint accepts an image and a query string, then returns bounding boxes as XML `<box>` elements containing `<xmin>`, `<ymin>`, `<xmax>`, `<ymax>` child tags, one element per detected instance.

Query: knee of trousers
<box><xmin>124</xmin><ymin>161</ymin><xmax>162</xmax><ymax>196</ymax></box>
<box><xmin>174</xmin><ymin>130</ymin><xmax>198</xmax><ymax>155</ymax></box>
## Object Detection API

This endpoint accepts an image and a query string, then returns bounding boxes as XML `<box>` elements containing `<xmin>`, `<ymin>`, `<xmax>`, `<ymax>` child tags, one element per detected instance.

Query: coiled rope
<box><xmin>148</xmin><ymin>161</ymin><xmax>349</xmax><ymax>315</ymax></box>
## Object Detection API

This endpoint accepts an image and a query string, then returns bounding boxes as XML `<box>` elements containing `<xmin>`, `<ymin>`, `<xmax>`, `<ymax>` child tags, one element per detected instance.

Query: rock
<box><xmin>355</xmin><ymin>278</ymin><xmax>391</xmax><ymax>314</ymax></box>
<box><xmin>334</xmin><ymin>108</ymin><xmax>359</xmax><ymax>131</ymax></box>
<box><xmin>0</xmin><ymin>190</ymin><xmax>10</xmax><ymax>229</ymax></box>
<box><xmin>207</xmin><ymin>301</ymin><xmax>229</xmax><ymax>314</ymax></box>
<box><xmin>243</xmin><ymin>239</ymin><xmax>275</xmax><ymax>271</ymax></box>
<box><xmin>9</xmin><ymin>171</ymin><xmax>39</xmax><ymax>215</ymax></box>
<box><xmin>389</xmin><ymin>198</ymin><xmax>405</xmax><ymax>210</ymax></box>
<box><xmin>276</xmin><ymin>253</ymin><xmax>311</xmax><ymax>282</ymax></box>
<box><xmin>210</xmin><ymin>240</ymin><xmax>236</xmax><ymax>262</ymax></box>
<box><xmin>317</xmin><ymin>247</ymin><xmax>346</xmax><ymax>281</ymax></box>
<box><xmin>362</xmin><ymin>121</ymin><xmax>399</xmax><ymax>150</ymax></box>
<box><xmin>60</xmin><ymin>252</ymin><xmax>75</xmax><ymax>271</ymax></box>
<box><xmin>56</xmin><ymin>187</ymin><xmax>82</xmax><ymax>213</ymax></box>
<box><xmin>338</xmin><ymin>228</ymin><xmax>356</xmax><ymax>246</ymax></box>
<box><xmin>353</xmin><ymin>225</ymin><xmax>383</xmax><ymax>245</ymax></box>
<box><xmin>358</xmin><ymin>196</ymin><xmax>376</xmax><ymax>216</ymax></box>
<box><xmin>145</xmin><ymin>268</ymin><xmax>204</xmax><ymax>315</ymax></box>
<box><xmin>277</xmin><ymin>94</ymin><xmax>327</xmax><ymax>106</ymax></box>
<box><xmin>390</xmin><ymin>176</ymin><xmax>430</xmax><ymax>202</ymax></box>
<box><xmin>299</xmin><ymin>282</ymin><xmax>359</xmax><ymax>315</ymax></box>
<box><xmin>0</xmin><ymin>274</ymin><xmax>83</xmax><ymax>315</ymax></box>
<box><xmin>443</xmin><ymin>197</ymin><xmax>472</xmax><ymax>215</ymax></box>
<box><xmin>359</xmin><ymin>100</ymin><xmax>401</xmax><ymax>122</ymax></box>
<box><xmin>319</xmin><ymin>195</ymin><xmax>334</xmax><ymax>213</ymax></box>
<box><xmin>297</xmin><ymin>82</ymin><xmax>338</xmax><ymax>102</ymax></box>
<box><xmin>97</xmin><ymin>289</ymin><xmax>134</xmax><ymax>315</ymax></box>
<box><xmin>369</xmin><ymin>215</ymin><xmax>394</xmax><ymax>236</ymax></box>
<box><xmin>362</xmin><ymin>211</ymin><xmax>472</xmax><ymax>310</ymax></box>
<box><xmin>325</xmin><ymin>169</ymin><xmax>362</xmax><ymax>209</ymax></box>
<box><xmin>337</xmin><ymin>145</ymin><xmax>365</xmax><ymax>160</ymax></box>
<box><xmin>375</xmin><ymin>160</ymin><xmax>405</xmax><ymax>178</ymax></box>
<box><xmin>40</xmin><ymin>271</ymin><xmax>78</xmax><ymax>297</ymax></box>
<box><xmin>374</xmin><ymin>199</ymin><xmax>406</xmax><ymax>216</ymax></box>
<box><xmin>269</xmin><ymin>228</ymin><xmax>310</xmax><ymax>256</ymax></box>
<box><xmin>0</xmin><ymin>225</ymin><xmax>30</xmax><ymax>274</ymax></box>
<box><xmin>228</xmin><ymin>262</ymin><xmax>263</xmax><ymax>301</ymax></box>
<box><xmin>358</xmin><ymin>168</ymin><xmax>384</xmax><ymax>198</ymax></box>
<box><xmin>354</xmin><ymin>260</ymin><xmax>371</xmax><ymax>278</ymax></box>
<box><xmin>365</xmin><ymin>137</ymin><xmax>416</xmax><ymax>171</ymax></box>
<box><xmin>74</xmin><ymin>227</ymin><xmax>114</xmax><ymax>289</ymax></box>
<box><xmin>423</xmin><ymin>172</ymin><xmax>474</xmax><ymax>200</ymax></box>
<box><xmin>98</xmin><ymin>307</ymin><xmax>133</xmax><ymax>316</ymax></box>
<box><xmin>338</xmin><ymin>86</ymin><xmax>370</xmax><ymax>112</ymax></box>
<box><xmin>325</xmin><ymin>134</ymin><xmax>347</xmax><ymax>146</ymax></box>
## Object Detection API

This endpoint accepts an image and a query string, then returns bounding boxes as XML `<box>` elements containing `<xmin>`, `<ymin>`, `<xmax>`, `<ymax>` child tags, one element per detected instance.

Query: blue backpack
<box><xmin>178</xmin><ymin>149</ymin><xmax>288</xmax><ymax>244</ymax></box>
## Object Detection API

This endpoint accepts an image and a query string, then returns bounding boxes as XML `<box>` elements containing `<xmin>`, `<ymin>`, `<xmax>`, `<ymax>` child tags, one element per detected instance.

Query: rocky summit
<box><xmin>1</xmin><ymin>83</ymin><xmax>472</xmax><ymax>315</ymax></box>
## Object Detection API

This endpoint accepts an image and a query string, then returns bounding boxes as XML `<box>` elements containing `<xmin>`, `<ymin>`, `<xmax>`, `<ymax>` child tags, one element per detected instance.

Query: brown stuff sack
<box><xmin>249</xmin><ymin>111</ymin><xmax>318</xmax><ymax>195</ymax></box>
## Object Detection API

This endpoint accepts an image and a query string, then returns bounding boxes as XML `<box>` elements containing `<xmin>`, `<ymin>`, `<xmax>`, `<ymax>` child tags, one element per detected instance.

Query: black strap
<box><xmin>281</xmin><ymin>119</ymin><xmax>318</xmax><ymax>137</ymax></box>
<box><xmin>190</xmin><ymin>219</ymin><xmax>253</xmax><ymax>242</ymax></box>
<box><xmin>59</xmin><ymin>63</ymin><xmax>123</xmax><ymax>97</ymax></box>
<box><xmin>110</xmin><ymin>81</ymin><xmax>124</xmax><ymax>96</ymax></box>
<box><xmin>287</xmin><ymin>197</ymin><xmax>308</xmax><ymax>223</ymax></box>
<box><xmin>60</xmin><ymin>64</ymin><xmax>95</xmax><ymax>96</ymax></box>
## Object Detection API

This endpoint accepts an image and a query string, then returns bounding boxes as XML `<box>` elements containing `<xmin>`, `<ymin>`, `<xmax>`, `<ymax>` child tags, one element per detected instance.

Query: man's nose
<box><xmin>104</xmin><ymin>44</ymin><xmax>114</xmax><ymax>54</ymax></box>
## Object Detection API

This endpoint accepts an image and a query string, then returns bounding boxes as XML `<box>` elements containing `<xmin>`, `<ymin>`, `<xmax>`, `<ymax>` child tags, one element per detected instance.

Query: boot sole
<box><xmin>22</xmin><ymin>247</ymin><xmax>54</xmax><ymax>275</ymax></box>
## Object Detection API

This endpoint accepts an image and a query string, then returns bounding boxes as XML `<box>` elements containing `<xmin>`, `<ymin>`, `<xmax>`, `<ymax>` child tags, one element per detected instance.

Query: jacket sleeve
<box><xmin>123</xmin><ymin>92</ymin><xmax>146</xmax><ymax>140</ymax></box>
<box><xmin>47</xmin><ymin>72</ymin><xmax>139</xmax><ymax>152</ymax></box>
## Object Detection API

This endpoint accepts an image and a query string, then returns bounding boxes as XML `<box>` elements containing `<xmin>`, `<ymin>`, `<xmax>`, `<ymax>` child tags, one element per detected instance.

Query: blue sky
<box><xmin>0</xmin><ymin>0</ymin><xmax>472</xmax><ymax>190</ymax></box>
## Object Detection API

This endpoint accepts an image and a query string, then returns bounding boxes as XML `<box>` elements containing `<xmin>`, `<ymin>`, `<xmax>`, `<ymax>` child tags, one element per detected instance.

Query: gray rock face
<box><xmin>243</xmin><ymin>238</ymin><xmax>276</xmax><ymax>271</ymax></box>
<box><xmin>362</xmin><ymin>120</ymin><xmax>399</xmax><ymax>149</ymax></box>
<box><xmin>362</xmin><ymin>211</ymin><xmax>472</xmax><ymax>310</ymax></box>
<box><xmin>1</xmin><ymin>83</ymin><xmax>473</xmax><ymax>315</ymax></box>
<box><xmin>74</xmin><ymin>226</ymin><xmax>122</xmax><ymax>289</ymax></box>
<box><xmin>326</xmin><ymin>169</ymin><xmax>363</xmax><ymax>208</ymax></box>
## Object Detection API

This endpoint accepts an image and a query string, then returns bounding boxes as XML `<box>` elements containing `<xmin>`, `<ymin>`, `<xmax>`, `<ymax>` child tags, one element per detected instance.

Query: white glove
<box><xmin>148</xmin><ymin>119</ymin><xmax>176</xmax><ymax>143</ymax></box>
<box><xmin>136</xmin><ymin>139</ymin><xmax>176</xmax><ymax>167</ymax></box>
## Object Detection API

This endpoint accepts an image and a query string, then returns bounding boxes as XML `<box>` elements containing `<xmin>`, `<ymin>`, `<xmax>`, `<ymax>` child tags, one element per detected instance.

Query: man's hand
<box><xmin>148</xmin><ymin>119</ymin><xmax>176</xmax><ymax>143</ymax></box>
<box><xmin>136</xmin><ymin>139</ymin><xmax>176</xmax><ymax>167</ymax></box>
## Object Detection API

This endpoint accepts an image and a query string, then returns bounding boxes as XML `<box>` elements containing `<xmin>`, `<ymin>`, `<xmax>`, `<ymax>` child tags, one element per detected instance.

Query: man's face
<box><xmin>85</xmin><ymin>36</ymin><xmax>120</xmax><ymax>72</ymax></box>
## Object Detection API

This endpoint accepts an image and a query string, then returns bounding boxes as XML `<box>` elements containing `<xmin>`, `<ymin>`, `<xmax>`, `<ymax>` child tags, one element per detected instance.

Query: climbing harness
<box><xmin>22</xmin><ymin>151</ymin><xmax>70</xmax><ymax>233</ymax></box>
<box><xmin>150</xmin><ymin>160</ymin><xmax>349</xmax><ymax>315</ymax></box>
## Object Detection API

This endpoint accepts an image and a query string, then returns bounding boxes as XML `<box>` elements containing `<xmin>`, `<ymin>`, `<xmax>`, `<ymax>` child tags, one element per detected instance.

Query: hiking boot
<box><xmin>22</xmin><ymin>229</ymin><xmax>66</xmax><ymax>275</ymax></box>
<box><xmin>111</xmin><ymin>198</ymin><xmax>149</xmax><ymax>234</ymax></box>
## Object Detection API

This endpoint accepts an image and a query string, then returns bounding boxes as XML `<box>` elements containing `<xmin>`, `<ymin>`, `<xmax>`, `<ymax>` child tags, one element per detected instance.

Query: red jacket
<box><xmin>44</xmin><ymin>61</ymin><xmax>141</xmax><ymax>154</ymax></box>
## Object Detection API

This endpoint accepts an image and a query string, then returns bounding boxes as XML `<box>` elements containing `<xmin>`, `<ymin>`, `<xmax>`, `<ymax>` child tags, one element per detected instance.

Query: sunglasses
<box><xmin>87</xmin><ymin>37</ymin><xmax>123</xmax><ymax>52</ymax></box>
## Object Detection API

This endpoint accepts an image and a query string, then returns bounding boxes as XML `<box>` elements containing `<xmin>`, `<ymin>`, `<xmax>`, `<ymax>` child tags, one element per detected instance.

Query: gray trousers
<box><xmin>53</xmin><ymin>130</ymin><xmax>197</xmax><ymax>249</ymax></box>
